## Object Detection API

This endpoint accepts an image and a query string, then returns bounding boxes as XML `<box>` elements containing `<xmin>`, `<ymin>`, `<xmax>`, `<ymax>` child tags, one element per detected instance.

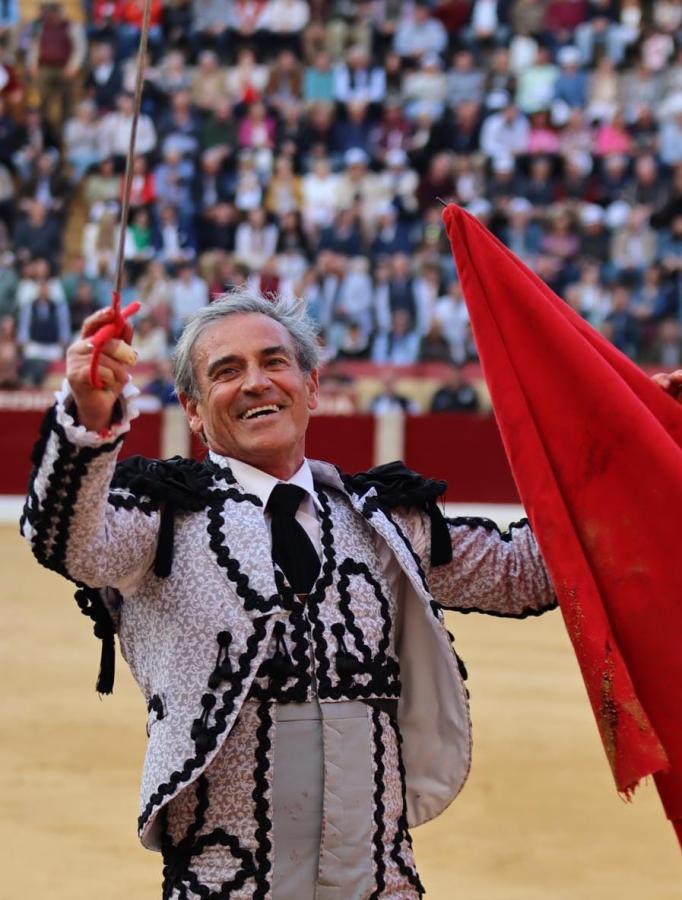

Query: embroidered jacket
<box><xmin>21</xmin><ymin>403</ymin><xmax>556</xmax><ymax>870</ymax></box>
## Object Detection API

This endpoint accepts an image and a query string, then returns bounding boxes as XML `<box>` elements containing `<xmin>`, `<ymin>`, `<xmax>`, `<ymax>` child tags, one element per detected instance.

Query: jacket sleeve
<box><xmin>21</xmin><ymin>385</ymin><xmax>160</xmax><ymax>594</ymax></box>
<box><xmin>400</xmin><ymin>510</ymin><xmax>557</xmax><ymax>618</ymax></box>
<box><xmin>433</xmin><ymin>515</ymin><xmax>556</xmax><ymax>617</ymax></box>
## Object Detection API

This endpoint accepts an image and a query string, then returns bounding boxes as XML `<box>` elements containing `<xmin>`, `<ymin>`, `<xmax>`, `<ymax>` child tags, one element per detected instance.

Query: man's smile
<box><xmin>238</xmin><ymin>404</ymin><xmax>285</xmax><ymax>420</ymax></box>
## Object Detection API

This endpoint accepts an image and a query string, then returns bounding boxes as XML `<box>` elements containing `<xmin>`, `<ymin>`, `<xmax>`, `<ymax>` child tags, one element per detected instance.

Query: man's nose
<box><xmin>241</xmin><ymin>363</ymin><xmax>271</xmax><ymax>392</ymax></box>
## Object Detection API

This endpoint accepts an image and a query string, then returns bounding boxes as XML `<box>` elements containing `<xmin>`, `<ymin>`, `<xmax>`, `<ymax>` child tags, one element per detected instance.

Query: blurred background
<box><xmin>0</xmin><ymin>0</ymin><xmax>681</xmax><ymax>895</ymax></box>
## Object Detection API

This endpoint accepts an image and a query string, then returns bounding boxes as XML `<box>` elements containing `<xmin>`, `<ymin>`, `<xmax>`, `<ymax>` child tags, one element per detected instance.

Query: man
<box><xmin>22</xmin><ymin>291</ymin><xmax>555</xmax><ymax>897</ymax></box>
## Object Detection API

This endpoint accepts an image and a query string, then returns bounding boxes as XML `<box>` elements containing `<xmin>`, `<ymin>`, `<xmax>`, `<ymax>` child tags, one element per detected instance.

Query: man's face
<box><xmin>181</xmin><ymin>314</ymin><xmax>319</xmax><ymax>478</ymax></box>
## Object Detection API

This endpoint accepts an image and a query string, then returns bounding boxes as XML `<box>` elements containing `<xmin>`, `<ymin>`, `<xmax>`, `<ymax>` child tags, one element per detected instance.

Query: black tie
<box><xmin>267</xmin><ymin>483</ymin><xmax>321</xmax><ymax>594</ymax></box>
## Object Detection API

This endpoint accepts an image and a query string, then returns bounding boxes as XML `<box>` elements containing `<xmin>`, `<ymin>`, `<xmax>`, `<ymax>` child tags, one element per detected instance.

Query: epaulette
<box><xmin>341</xmin><ymin>461</ymin><xmax>452</xmax><ymax>566</ymax></box>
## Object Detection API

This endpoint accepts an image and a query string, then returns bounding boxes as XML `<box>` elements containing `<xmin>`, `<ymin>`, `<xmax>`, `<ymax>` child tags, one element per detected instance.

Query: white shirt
<box><xmin>211</xmin><ymin>453</ymin><xmax>323</xmax><ymax>556</ymax></box>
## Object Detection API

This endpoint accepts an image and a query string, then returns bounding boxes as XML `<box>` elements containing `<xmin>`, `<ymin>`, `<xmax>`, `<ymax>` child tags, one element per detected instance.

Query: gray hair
<box><xmin>173</xmin><ymin>288</ymin><xmax>320</xmax><ymax>399</ymax></box>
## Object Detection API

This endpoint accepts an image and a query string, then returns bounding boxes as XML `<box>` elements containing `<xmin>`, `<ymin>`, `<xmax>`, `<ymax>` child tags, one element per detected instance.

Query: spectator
<box><xmin>189</xmin><ymin>50</ymin><xmax>225</xmax><ymax>113</ymax></box>
<box><xmin>63</xmin><ymin>99</ymin><xmax>101</xmax><ymax>182</ymax></box>
<box><xmin>402</xmin><ymin>53</ymin><xmax>447</xmax><ymax>122</ymax></box>
<box><xmin>84</xmin><ymin>41</ymin><xmax>122</xmax><ymax>113</ymax></box>
<box><xmin>601</xmin><ymin>281</ymin><xmax>639</xmax><ymax>357</ymax></box>
<box><xmin>593</xmin><ymin>109</ymin><xmax>632</xmax><ymax>157</ymax></box>
<box><xmin>430</xmin><ymin>365</ymin><xmax>481</xmax><ymax>411</ymax></box>
<box><xmin>433</xmin><ymin>280</ymin><xmax>472</xmax><ymax>363</ymax></box>
<box><xmin>302</xmin><ymin>157</ymin><xmax>340</xmax><ymax>232</ymax></box>
<box><xmin>372</xmin><ymin>308</ymin><xmax>421</xmax><ymax>365</ymax></box>
<box><xmin>369</xmin><ymin>373</ymin><xmax>420</xmax><ymax>413</ymax></box>
<box><xmin>12</xmin><ymin>107</ymin><xmax>60</xmax><ymax>183</ymax></box>
<box><xmin>610</xmin><ymin>205</ymin><xmax>657</xmax><ymax>279</ymax></box>
<box><xmin>418</xmin><ymin>319</ymin><xmax>453</xmax><ymax>363</ymax></box>
<box><xmin>479</xmin><ymin>99</ymin><xmax>530</xmax><ymax>160</ymax></box>
<box><xmin>16</xmin><ymin>277</ymin><xmax>70</xmax><ymax>385</ymax></box>
<box><xmin>659</xmin><ymin>105</ymin><xmax>682</xmax><ymax>168</ymax></box>
<box><xmin>155</xmin><ymin>203</ymin><xmax>197</xmax><ymax>265</ymax></box>
<box><xmin>263</xmin><ymin>0</ymin><xmax>310</xmax><ymax>53</ymax></box>
<box><xmin>554</xmin><ymin>45</ymin><xmax>588</xmax><ymax>109</ymax></box>
<box><xmin>169</xmin><ymin>260</ymin><xmax>209</xmax><ymax>336</ymax></box>
<box><xmin>446</xmin><ymin>50</ymin><xmax>486</xmax><ymax>110</ymax></box>
<box><xmin>0</xmin><ymin>314</ymin><xmax>19</xmax><ymax>388</ymax></box>
<box><xmin>516</xmin><ymin>45</ymin><xmax>559</xmax><ymax>115</ymax></box>
<box><xmin>190</xmin><ymin>0</ymin><xmax>232</xmax><ymax>59</ymax></box>
<box><xmin>68</xmin><ymin>278</ymin><xmax>102</xmax><ymax>336</ymax></box>
<box><xmin>234</xmin><ymin>207</ymin><xmax>279</xmax><ymax>271</ymax></box>
<box><xmin>13</xmin><ymin>201</ymin><xmax>61</xmax><ymax>268</ymax></box>
<box><xmin>116</xmin><ymin>0</ymin><xmax>165</xmax><ymax>61</ymax></box>
<box><xmin>326</xmin><ymin>256</ymin><xmax>374</xmax><ymax>351</ymax></box>
<box><xmin>132</xmin><ymin>313</ymin><xmax>169</xmax><ymax>362</ymax></box>
<box><xmin>334</xmin><ymin>45</ymin><xmax>386</xmax><ymax>107</ymax></box>
<box><xmin>158</xmin><ymin>87</ymin><xmax>202</xmax><ymax>154</ymax></box>
<box><xmin>98</xmin><ymin>91</ymin><xmax>157</xmax><ymax>164</ymax></box>
<box><xmin>225</xmin><ymin>47</ymin><xmax>269</xmax><ymax>103</ymax></box>
<box><xmin>154</xmin><ymin>145</ymin><xmax>196</xmax><ymax>227</ymax></box>
<box><xmin>394</xmin><ymin>1</ymin><xmax>448</xmax><ymax>62</ymax></box>
<box><xmin>200</xmin><ymin>96</ymin><xmax>238</xmax><ymax>153</ymax></box>
<box><xmin>303</xmin><ymin>50</ymin><xmax>335</xmax><ymax>104</ymax></box>
<box><xmin>27</xmin><ymin>2</ymin><xmax>86</xmax><ymax>129</ymax></box>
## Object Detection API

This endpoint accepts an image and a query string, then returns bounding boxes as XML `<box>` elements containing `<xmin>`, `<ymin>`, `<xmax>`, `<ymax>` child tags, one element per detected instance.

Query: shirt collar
<box><xmin>209</xmin><ymin>451</ymin><xmax>322</xmax><ymax>511</ymax></box>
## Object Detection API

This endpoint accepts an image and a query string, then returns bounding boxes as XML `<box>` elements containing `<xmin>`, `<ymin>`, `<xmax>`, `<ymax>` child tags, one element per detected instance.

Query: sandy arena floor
<box><xmin>2</xmin><ymin>525</ymin><xmax>679</xmax><ymax>898</ymax></box>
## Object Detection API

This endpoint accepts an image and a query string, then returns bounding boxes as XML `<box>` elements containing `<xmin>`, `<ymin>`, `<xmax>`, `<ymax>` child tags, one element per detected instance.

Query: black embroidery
<box><xmin>26</xmin><ymin>416</ymin><xmax>123</xmax><ymax>577</ymax></box>
<box><xmin>387</xmin><ymin>715</ymin><xmax>425</xmax><ymax>896</ymax></box>
<box><xmin>343</xmin><ymin>461</ymin><xmax>451</xmax><ymax>565</ymax></box>
<box><xmin>446</xmin><ymin>515</ymin><xmax>530</xmax><ymax>542</ymax></box>
<box><xmin>252</xmin><ymin>702</ymin><xmax>274</xmax><ymax>899</ymax></box>
<box><xmin>23</xmin><ymin>411</ymin><xmax>124</xmax><ymax>693</ymax></box>
<box><xmin>385</xmin><ymin>510</ymin><xmax>432</xmax><ymax>595</ymax></box>
<box><xmin>206</xmin><ymin>494</ymin><xmax>282</xmax><ymax>615</ymax></box>
<box><xmin>160</xmin><ymin>702</ymin><xmax>276</xmax><ymax>900</ymax></box>
<box><xmin>248</xmin><ymin>610</ymin><xmax>311</xmax><ymax>703</ymax></box>
<box><xmin>368</xmin><ymin>707</ymin><xmax>387</xmax><ymax>900</ymax></box>
<box><xmin>138</xmin><ymin>618</ymin><xmax>269</xmax><ymax>836</ymax></box>
<box><xmin>335</xmin><ymin>559</ymin><xmax>400</xmax><ymax>695</ymax></box>
<box><xmin>303</xmin><ymin>489</ymin><xmax>340</xmax><ymax>698</ymax></box>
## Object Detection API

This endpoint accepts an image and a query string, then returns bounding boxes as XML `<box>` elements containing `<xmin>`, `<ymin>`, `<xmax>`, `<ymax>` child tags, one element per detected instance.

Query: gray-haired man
<box><xmin>22</xmin><ymin>290</ymin><xmax>555</xmax><ymax>898</ymax></box>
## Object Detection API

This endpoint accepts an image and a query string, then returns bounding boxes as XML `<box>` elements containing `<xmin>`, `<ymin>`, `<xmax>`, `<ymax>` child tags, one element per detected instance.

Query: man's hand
<box><xmin>66</xmin><ymin>308</ymin><xmax>137</xmax><ymax>433</ymax></box>
<box><xmin>652</xmin><ymin>369</ymin><xmax>682</xmax><ymax>403</ymax></box>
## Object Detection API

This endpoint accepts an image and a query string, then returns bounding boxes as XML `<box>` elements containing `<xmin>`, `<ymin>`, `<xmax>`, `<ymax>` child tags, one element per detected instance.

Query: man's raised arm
<box><xmin>21</xmin><ymin>309</ymin><xmax>159</xmax><ymax>592</ymax></box>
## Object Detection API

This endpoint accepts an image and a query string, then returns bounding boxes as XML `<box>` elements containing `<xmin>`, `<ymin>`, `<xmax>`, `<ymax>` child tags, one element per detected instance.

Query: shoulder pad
<box><xmin>111</xmin><ymin>455</ymin><xmax>213</xmax><ymax>511</ymax></box>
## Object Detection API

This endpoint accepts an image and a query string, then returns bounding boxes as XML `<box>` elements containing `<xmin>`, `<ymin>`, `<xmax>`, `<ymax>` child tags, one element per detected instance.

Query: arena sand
<box><xmin>2</xmin><ymin>526</ymin><xmax>679</xmax><ymax>898</ymax></box>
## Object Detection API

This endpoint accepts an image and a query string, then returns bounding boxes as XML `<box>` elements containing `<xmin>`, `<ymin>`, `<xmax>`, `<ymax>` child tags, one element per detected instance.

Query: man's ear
<box><xmin>178</xmin><ymin>392</ymin><xmax>205</xmax><ymax>437</ymax></box>
<box><xmin>306</xmin><ymin>368</ymin><xmax>320</xmax><ymax>412</ymax></box>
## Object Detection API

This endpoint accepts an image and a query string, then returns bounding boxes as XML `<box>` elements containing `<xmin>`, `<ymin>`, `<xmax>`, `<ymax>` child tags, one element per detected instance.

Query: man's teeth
<box><xmin>242</xmin><ymin>405</ymin><xmax>281</xmax><ymax>419</ymax></box>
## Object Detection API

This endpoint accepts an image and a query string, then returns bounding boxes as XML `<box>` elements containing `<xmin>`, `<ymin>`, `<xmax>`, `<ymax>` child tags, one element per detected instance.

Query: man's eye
<box><xmin>267</xmin><ymin>358</ymin><xmax>288</xmax><ymax>367</ymax></box>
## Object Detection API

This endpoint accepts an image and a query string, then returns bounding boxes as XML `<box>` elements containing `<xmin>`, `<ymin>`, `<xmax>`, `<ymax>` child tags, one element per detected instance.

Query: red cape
<box><xmin>443</xmin><ymin>203</ymin><xmax>682</xmax><ymax>846</ymax></box>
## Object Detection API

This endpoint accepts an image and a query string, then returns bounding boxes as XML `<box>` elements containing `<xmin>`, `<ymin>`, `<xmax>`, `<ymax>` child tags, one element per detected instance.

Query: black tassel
<box><xmin>153</xmin><ymin>503</ymin><xmax>175</xmax><ymax>578</ymax></box>
<box><xmin>428</xmin><ymin>500</ymin><xmax>453</xmax><ymax>567</ymax></box>
<box><xmin>96</xmin><ymin>628</ymin><xmax>115</xmax><ymax>694</ymax></box>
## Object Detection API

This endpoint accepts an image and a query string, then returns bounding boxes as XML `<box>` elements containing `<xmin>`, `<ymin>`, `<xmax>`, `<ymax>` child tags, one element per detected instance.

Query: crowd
<box><xmin>0</xmin><ymin>0</ymin><xmax>681</xmax><ymax>404</ymax></box>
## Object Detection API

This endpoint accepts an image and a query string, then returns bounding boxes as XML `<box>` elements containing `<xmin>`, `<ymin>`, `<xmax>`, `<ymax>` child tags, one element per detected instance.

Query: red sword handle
<box><xmin>88</xmin><ymin>300</ymin><xmax>141</xmax><ymax>390</ymax></box>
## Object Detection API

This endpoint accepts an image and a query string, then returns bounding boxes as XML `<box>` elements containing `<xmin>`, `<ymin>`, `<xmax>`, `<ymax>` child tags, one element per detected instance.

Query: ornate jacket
<box><xmin>21</xmin><ymin>401</ymin><xmax>556</xmax><ymax>865</ymax></box>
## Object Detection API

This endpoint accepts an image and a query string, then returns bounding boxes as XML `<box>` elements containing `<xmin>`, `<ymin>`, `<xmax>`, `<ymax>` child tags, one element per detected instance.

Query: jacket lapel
<box><xmin>205</xmin><ymin>459</ymin><xmax>282</xmax><ymax>615</ymax></box>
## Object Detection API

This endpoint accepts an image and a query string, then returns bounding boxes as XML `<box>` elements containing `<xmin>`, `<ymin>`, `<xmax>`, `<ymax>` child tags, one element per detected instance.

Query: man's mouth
<box><xmin>239</xmin><ymin>404</ymin><xmax>283</xmax><ymax>420</ymax></box>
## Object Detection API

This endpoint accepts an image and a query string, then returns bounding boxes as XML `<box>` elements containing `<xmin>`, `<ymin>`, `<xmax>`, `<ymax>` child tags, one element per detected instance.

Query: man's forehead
<box><xmin>195</xmin><ymin>313</ymin><xmax>295</xmax><ymax>362</ymax></box>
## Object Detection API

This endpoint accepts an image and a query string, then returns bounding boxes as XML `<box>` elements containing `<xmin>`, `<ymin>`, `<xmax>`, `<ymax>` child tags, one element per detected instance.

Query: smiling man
<box><xmin>22</xmin><ymin>290</ymin><xmax>555</xmax><ymax>898</ymax></box>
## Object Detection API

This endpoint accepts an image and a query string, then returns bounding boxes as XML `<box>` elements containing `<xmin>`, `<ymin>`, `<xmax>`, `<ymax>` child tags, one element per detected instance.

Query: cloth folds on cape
<box><xmin>443</xmin><ymin>203</ymin><xmax>682</xmax><ymax>847</ymax></box>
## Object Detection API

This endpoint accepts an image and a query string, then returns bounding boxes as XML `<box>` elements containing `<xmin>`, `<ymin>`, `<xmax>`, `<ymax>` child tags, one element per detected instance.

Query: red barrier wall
<box><xmin>2</xmin><ymin>405</ymin><xmax>517</xmax><ymax>503</ymax></box>
<box><xmin>0</xmin><ymin>407</ymin><xmax>163</xmax><ymax>495</ymax></box>
<box><xmin>404</xmin><ymin>413</ymin><xmax>520</xmax><ymax>503</ymax></box>
<box><xmin>306</xmin><ymin>415</ymin><xmax>375</xmax><ymax>474</ymax></box>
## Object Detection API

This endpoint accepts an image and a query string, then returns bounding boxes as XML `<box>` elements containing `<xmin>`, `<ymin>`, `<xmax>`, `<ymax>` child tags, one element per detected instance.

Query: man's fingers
<box><xmin>80</xmin><ymin>308</ymin><xmax>116</xmax><ymax>338</ymax></box>
<box><xmin>108</xmin><ymin>339</ymin><xmax>137</xmax><ymax>365</ymax></box>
